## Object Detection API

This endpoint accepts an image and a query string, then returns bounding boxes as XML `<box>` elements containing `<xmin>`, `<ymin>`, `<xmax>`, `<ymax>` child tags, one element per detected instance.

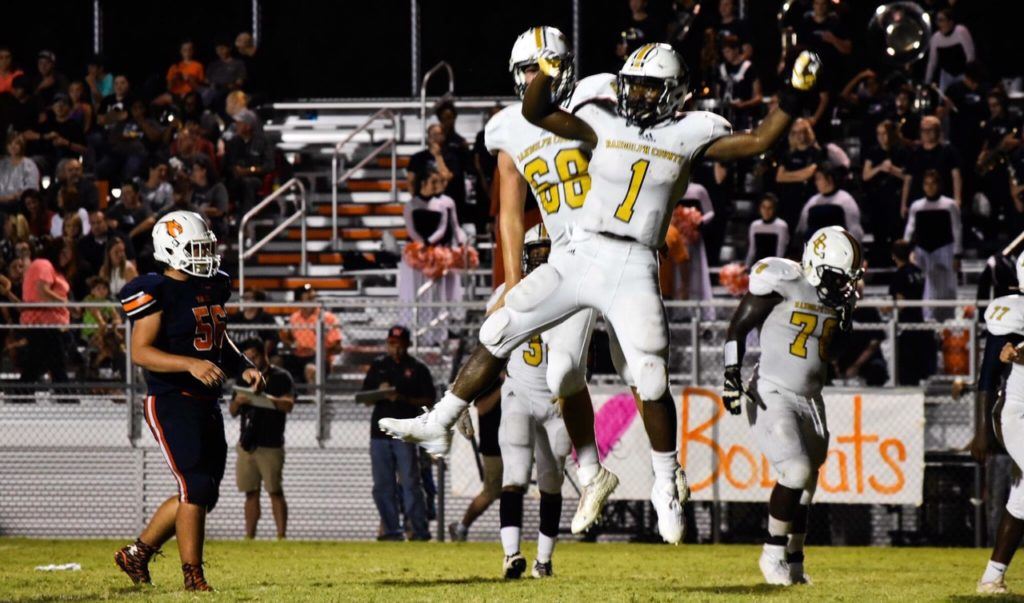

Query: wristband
<box><xmin>724</xmin><ymin>340</ymin><xmax>739</xmax><ymax>368</ymax></box>
<box><xmin>777</xmin><ymin>86</ymin><xmax>804</xmax><ymax>118</ymax></box>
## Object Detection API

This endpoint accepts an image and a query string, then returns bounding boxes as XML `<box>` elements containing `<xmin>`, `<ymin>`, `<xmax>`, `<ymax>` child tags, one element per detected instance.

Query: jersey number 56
<box><xmin>193</xmin><ymin>305</ymin><xmax>227</xmax><ymax>352</ymax></box>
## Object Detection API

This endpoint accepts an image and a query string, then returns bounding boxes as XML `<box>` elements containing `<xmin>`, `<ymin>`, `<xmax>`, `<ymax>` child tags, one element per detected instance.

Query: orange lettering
<box><xmin>835</xmin><ymin>395</ymin><xmax>879</xmax><ymax>493</ymax></box>
<box><xmin>725</xmin><ymin>445</ymin><xmax>757</xmax><ymax>489</ymax></box>
<box><xmin>760</xmin><ymin>455</ymin><xmax>776</xmax><ymax>488</ymax></box>
<box><xmin>869</xmin><ymin>438</ymin><xmax>906</xmax><ymax>494</ymax></box>
<box><xmin>819</xmin><ymin>449</ymin><xmax>850</xmax><ymax>493</ymax></box>
<box><xmin>680</xmin><ymin>388</ymin><xmax>727</xmax><ymax>492</ymax></box>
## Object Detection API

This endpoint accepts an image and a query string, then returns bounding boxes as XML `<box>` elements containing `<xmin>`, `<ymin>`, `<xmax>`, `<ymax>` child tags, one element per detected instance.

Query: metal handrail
<box><xmin>419</xmin><ymin>61</ymin><xmax>455</xmax><ymax>142</ymax></box>
<box><xmin>238</xmin><ymin>177</ymin><xmax>307</xmax><ymax>299</ymax></box>
<box><xmin>330</xmin><ymin>108</ymin><xmax>400</xmax><ymax>247</ymax></box>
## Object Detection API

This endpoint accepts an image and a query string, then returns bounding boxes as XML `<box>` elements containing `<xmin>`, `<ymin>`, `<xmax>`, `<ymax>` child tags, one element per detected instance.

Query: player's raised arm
<box><xmin>704</xmin><ymin>51</ymin><xmax>821</xmax><ymax>162</ymax></box>
<box><xmin>522</xmin><ymin>56</ymin><xmax>597</xmax><ymax>147</ymax></box>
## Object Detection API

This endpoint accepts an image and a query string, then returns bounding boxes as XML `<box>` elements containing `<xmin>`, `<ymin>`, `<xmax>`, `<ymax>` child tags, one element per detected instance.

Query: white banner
<box><xmin>449</xmin><ymin>386</ymin><xmax>924</xmax><ymax>505</ymax></box>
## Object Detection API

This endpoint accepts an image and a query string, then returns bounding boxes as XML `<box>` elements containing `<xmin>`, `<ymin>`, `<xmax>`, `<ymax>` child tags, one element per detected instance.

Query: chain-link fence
<box><xmin>0</xmin><ymin>298</ymin><xmax>999</xmax><ymax>546</ymax></box>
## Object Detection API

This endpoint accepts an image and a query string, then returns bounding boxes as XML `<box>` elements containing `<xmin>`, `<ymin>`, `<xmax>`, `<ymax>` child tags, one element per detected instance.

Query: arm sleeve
<box><xmin>778</xmin><ymin>222</ymin><xmax>790</xmax><ymax>257</ymax></box>
<box><xmin>426</xmin><ymin>201</ymin><xmax>450</xmax><ymax>245</ymax></box>
<box><xmin>977</xmin><ymin>259</ymin><xmax>994</xmax><ymax>302</ymax></box>
<box><xmin>796</xmin><ymin>199</ymin><xmax>811</xmax><ymax>235</ymax></box>
<box><xmin>903</xmin><ymin>202</ymin><xmax>916</xmax><ymax>242</ymax></box>
<box><xmin>21</xmin><ymin>160</ymin><xmax>39</xmax><ymax>191</ymax></box>
<box><xmin>745</xmin><ymin>225</ymin><xmax>756</xmax><ymax>267</ymax></box>
<box><xmin>951</xmin><ymin>200</ymin><xmax>963</xmax><ymax>255</ymax></box>
<box><xmin>843</xmin><ymin>193</ymin><xmax>864</xmax><ymax>242</ymax></box>
<box><xmin>959</xmin><ymin>25</ymin><xmax>976</xmax><ymax>62</ymax></box>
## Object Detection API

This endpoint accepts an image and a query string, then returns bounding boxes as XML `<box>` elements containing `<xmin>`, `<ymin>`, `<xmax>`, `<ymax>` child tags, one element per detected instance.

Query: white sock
<box><xmin>500</xmin><ymin>526</ymin><xmax>521</xmax><ymax>557</ymax></box>
<box><xmin>433</xmin><ymin>391</ymin><xmax>469</xmax><ymax>426</ymax></box>
<box><xmin>536</xmin><ymin>532</ymin><xmax>556</xmax><ymax>563</ymax></box>
<box><xmin>768</xmin><ymin>516</ymin><xmax>792</xmax><ymax>539</ymax></box>
<box><xmin>651</xmin><ymin>450</ymin><xmax>679</xmax><ymax>483</ymax></box>
<box><xmin>763</xmin><ymin>543</ymin><xmax>787</xmax><ymax>559</ymax></box>
<box><xmin>787</xmin><ymin>533</ymin><xmax>805</xmax><ymax>555</ymax></box>
<box><xmin>576</xmin><ymin>443</ymin><xmax>600</xmax><ymax>485</ymax></box>
<box><xmin>982</xmin><ymin>560</ymin><xmax>1008</xmax><ymax>584</ymax></box>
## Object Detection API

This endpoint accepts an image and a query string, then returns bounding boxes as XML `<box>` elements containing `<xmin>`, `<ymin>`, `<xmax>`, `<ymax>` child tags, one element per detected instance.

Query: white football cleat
<box><xmin>378</xmin><ymin>409</ymin><xmax>452</xmax><ymax>458</ymax></box>
<box><xmin>503</xmin><ymin>553</ymin><xmax>527</xmax><ymax>580</ymax></box>
<box><xmin>531</xmin><ymin>560</ymin><xmax>553</xmax><ymax>578</ymax></box>
<box><xmin>789</xmin><ymin>561</ymin><xmax>812</xmax><ymax>585</ymax></box>
<box><xmin>571</xmin><ymin>467</ymin><xmax>620</xmax><ymax>534</ymax></box>
<box><xmin>760</xmin><ymin>548</ymin><xmax>794</xmax><ymax>586</ymax></box>
<box><xmin>977</xmin><ymin>579</ymin><xmax>1009</xmax><ymax>594</ymax></box>
<box><xmin>651</xmin><ymin>468</ymin><xmax>685</xmax><ymax>544</ymax></box>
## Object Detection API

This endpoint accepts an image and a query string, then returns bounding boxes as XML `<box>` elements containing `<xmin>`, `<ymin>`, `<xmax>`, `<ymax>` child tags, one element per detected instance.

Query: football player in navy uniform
<box><xmin>114</xmin><ymin>210</ymin><xmax>260</xmax><ymax>592</ymax></box>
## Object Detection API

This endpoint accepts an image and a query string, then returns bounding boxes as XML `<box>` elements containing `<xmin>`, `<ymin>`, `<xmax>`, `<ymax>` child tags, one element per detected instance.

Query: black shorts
<box><xmin>144</xmin><ymin>391</ymin><xmax>228</xmax><ymax>511</ymax></box>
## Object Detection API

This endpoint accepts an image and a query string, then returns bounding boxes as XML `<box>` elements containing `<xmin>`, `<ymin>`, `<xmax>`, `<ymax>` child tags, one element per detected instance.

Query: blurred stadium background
<box><xmin>2</xmin><ymin>0</ymin><xmax>1024</xmax><ymax>556</ymax></box>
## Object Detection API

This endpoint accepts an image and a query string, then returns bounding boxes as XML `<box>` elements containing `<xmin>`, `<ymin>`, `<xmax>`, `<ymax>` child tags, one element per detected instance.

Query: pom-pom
<box><xmin>671</xmin><ymin>206</ymin><xmax>703</xmax><ymax>245</ymax></box>
<box><xmin>718</xmin><ymin>262</ymin><xmax>749</xmax><ymax>297</ymax></box>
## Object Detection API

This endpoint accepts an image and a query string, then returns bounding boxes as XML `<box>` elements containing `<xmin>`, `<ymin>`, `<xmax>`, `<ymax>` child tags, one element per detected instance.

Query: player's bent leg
<box><xmin>980</xmin><ymin>403</ymin><xmax>1024</xmax><ymax>593</ymax></box>
<box><xmin>380</xmin><ymin>264</ymin><xmax>579</xmax><ymax>457</ymax></box>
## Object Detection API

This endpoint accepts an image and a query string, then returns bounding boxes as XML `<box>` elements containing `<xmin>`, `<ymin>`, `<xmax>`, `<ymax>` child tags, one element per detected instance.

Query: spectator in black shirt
<box><xmin>78</xmin><ymin>210</ymin><xmax>132</xmax><ymax>272</ymax></box>
<box><xmin>713</xmin><ymin>0</ymin><xmax>753</xmax><ymax>61</ymax></box>
<box><xmin>717</xmin><ymin>36</ymin><xmax>761</xmax><ymax>130</ymax></box>
<box><xmin>230</xmin><ymin>339</ymin><xmax>295</xmax><ymax>540</ymax></box>
<box><xmin>976</xmin><ymin>90</ymin><xmax>1021</xmax><ymax>233</ymax></box>
<box><xmin>235</xmin><ymin>32</ymin><xmax>266</xmax><ymax>103</ymax></box>
<box><xmin>889</xmin><ymin>239</ymin><xmax>935</xmax><ymax>385</ymax></box>
<box><xmin>774</xmin><ymin>118</ymin><xmax>824</xmax><ymax>231</ymax></box>
<box><xmin>472</xmin><ymin>105</ymin><xmax>502</xmax><ymax>214</ymax></box>
<box><xmin>943</xmin><ymin>63</ymin><xmax>987</xmax><ymax>174</ymax></box>
<box><xmin>840</xmin><ymin>69</ymin><xmax>889</xmax><ymax>153</ymax></box>
<box><xmin>224</xmin><ymin>109</ymin><xmax>274</xmax><ymax>215</ymax></box>
<box><xmin>0</xmin><ymin>76</ymin><xmax>40</xmax><ymax>138</ymax></box>
<box><xmin>832</xmin><ymin>280</ymin><xmax>888</xmax><ymax>386</ymax></box>
<box><xmin>188</xmin><ymin>156</ymin><xmax>229</xmax><ymax>239</ymax></box>
<box><xmin>890</xmin><ymin>86</ymin><xmax>921</xmax><ymax>144</ymax></box>
<box><xmin>616</xmin><ymin>0</ymin><xmax>666</xmax><ymax>61</ymax></box>
<box><xmin>47</xmin><ymin>158</ymin><xmax>99</xmax><ymax>214</ymax></box>
<box><xmin>232</xmin><ymin>289</ymin><xmax>280</xmax><ymax>361</ymax></box>
<box><xmin>362</xmin><ymin>325</ymin><xmax>434</xmax><ymax>541</ymax></box>
<box><xmin>25</xmin><ymin>94</ymin><xmax>87</xmax><ymax>176</ymax></box>
<box><xmin>32</xmin><ymin>50</ymin><xmax>68</xmax><ymax>107</ymax></box>
<box><xmin>902</xmin><ymin>115</ymin><xmax>962</xmax><ymax>216</ymax></box>
<box><xmin>407</xmin><ymin>123</ymin><xmax>466</xmax><ymax>224</ymax></box>
<box><xmin>106</xmin><ymin>181</ymin><xmax>152</xmax><ymax>255</ymax></box>
<box><xmin>793</xmin><ymin>0</ymin><xmax>851</xmax><ymax>92</ymax></box>
<box><xmin>862</xmin><ymin>120</ymin><xmax>908</xmax><ymax>265</ymax></box>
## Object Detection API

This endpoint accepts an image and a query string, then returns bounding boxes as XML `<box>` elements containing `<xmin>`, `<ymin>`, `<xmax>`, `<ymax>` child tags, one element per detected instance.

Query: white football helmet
<box><xmin>522</xmin><ymin>223</ymin><xmax>551</xmax><ymax>274</ymax></box>
<box><xmin>801</xmin><ymin>226</ymin><xmax>864</xmax><ymax>308</ymax></box>
<box><xmin>152</xmin><ymin>210</ymin><xmax>221</xmax><ymax>278</ymax></box>
<box><xmin>509</xmin><ymin>26</ymin><xmax>576</xmax><ymax>103</ymax></box>
<box><xmin>618</xmin><ymin>43</ymin><xmax>689</xmax><ymax>128</ymax></box>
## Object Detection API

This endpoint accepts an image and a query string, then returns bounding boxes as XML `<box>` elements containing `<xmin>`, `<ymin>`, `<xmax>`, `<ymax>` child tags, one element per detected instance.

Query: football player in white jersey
<box><xmin>977</xmin><ymin>255</ymin><xmax>1024</xmax><ymax>594</ymax></box>
<box><xmin>485</xmin><ymin>26</ymin><xmax>625</xmax><ymax>536</ymax></box>
<box><xmin>722</xmin><ymin>226</ymin><xmax>863</xmax><ymax>586</ymax></box>
<box><xmin>380</xmin><ymin>41</ymin><xmax>821</xmax><ymax>545</ymax></box>
<box><xmin>493</xmin><ymin>225</ymin><xmax>571</xmax><ymax>580</ymax></box>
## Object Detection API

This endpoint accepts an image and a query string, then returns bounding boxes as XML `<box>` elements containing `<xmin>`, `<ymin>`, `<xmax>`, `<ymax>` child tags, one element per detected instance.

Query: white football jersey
<box><xmin>574</xmin><ymin>106</ymin><xmax>732</xmax><ymax>248</ymax></box>
<box><xmin>750</xmin><ymin>257</ymin><xmax>839</xmax><ymax>397</ymax></box>
<box><xmin>487</xmin><ymin>284</ymin><xmax>551</xmax><ymax>398</ymax></box>
<box><xmin>485</xmin><ymin>74</ymin><xmax>616</xmax><ymax>247</ymax></box>
<box><xmin>986</xmin><ymin>294</ymin><xmax>1024</xmax><ymax>402</ymax></box>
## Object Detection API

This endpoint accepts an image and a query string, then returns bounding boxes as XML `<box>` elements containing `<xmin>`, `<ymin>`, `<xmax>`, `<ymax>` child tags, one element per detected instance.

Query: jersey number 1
<box><xmin>193</xmin><ymin>305</ymin><xmax>227</xmax><ymax>352</ymax></box>
<box><xmin>614</xmin><ymin>159</ymin><xmax>650</xmax><ymax>223</ymax></box>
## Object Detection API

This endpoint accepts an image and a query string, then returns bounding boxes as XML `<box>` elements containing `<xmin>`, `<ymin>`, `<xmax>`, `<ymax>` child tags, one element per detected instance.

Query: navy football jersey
<box><xmin>120</xmin><ymin>270</ymin><xmax>233</xmax><ymax>397</ymax></box>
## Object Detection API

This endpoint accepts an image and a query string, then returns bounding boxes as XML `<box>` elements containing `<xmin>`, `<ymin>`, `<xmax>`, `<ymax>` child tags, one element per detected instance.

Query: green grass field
<box><xmin>0</xmin><ymin>538</ymin><xmax>1014</xmax><ymax>602</ymax></box>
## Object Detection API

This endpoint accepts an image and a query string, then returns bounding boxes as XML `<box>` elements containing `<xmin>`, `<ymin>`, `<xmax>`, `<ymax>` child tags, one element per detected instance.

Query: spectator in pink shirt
<box><xmin>19</xmin><ymin>237</ymin><xmax>73</xmax><ymax>396</ymax></box>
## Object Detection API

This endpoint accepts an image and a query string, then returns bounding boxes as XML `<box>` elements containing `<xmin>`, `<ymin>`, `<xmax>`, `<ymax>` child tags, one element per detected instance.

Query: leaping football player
<box><xmin>976</xmin><ymin>255</ymin><xmax>1024</xmax><ymax>594</ymax></box>
<box><xmin>113</xmin><ymin>211</ymin><xmax>261</xmax><ymax>592</ymax></box>
<box><xmin>722</xmin><ymin>226</ymin><xmax>863</xmax><ymax>586</ymax></box>
<box><xmin>484</xmin><ymin>26</ymin><xmax>634</xmax><ymax>536</ymax></box>
<box><xmin>380</xmin><ymin>40</ymin><xmax>821</xmax><ymax>545</ymax></box>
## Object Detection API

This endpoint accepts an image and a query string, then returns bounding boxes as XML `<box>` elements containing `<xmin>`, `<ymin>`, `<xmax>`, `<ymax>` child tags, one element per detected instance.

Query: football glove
<box><xmin>790</xmin><ymin>50</ymin><xmax>821</xmax><ymax>91</ymax></box>
<box><xmin>722</xmin><ymin>365</ymin><xmax>748</xmax><ymax>416</ymax></box>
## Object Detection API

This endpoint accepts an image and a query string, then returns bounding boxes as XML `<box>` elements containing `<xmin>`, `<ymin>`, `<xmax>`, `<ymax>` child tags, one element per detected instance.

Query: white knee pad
<box><xmin>506</xmin><ymin>265</ymin><xmax>561</xmax><ymax>313</ymax></box>
<box><xmin>537</xmin><ymin>466</ymin><xmax>565</xmax><ymax>494</ymax></box>
<box><xmin>621</xmin><ymin>292</ymin><xmax>669</xmax><ymax>354</ymax></box>
<box><xmin>775</xmin><ymin>455</ymin><xmax>815</xmax><ymax>491</ymax></box>
<box><xmin>634</xmin><ymin>354</ymin><xmax>667</xmax><ymax>401</ymax></box>
<box><xmin>479</xmin><ymin>308</ymin><xmax>511</xmax><ymax>351</ymax></box>
<box><xmin>546</xmin><ymin>350</ymin><xmax>587</xmax><ymax>397</ymax></box>
<box><xmin>1008</xmin><ymin>474</ymin><xmax>1024</xmax><ymax>521</ymax></box>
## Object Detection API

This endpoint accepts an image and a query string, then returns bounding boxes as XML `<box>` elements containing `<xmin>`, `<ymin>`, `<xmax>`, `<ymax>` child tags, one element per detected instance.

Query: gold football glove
<box><xmin>790</xmin><ymin>50</ymin><xmax>822</xmax><ymax>91</ymax></box>
<box><xmin>537</xmin><ymin>49</ymin><xmax>563</xmax><ymax>79</ymax></box>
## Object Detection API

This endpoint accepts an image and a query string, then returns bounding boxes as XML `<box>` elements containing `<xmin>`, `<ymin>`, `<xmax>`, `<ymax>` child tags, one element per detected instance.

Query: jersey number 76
<box><xmin>788</xmin><ymin>311</ymin><xmax>838</xmax><ymax>361</ymax></box>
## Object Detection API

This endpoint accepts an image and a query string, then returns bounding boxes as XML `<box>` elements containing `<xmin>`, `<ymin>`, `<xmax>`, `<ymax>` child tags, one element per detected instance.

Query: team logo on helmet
<box><xmin>166</xmin><ymin>220</ymin><xmax>184</xmax><ymax>239</ymax></box>
<box><xmin>812</xmin><ymin>233</ymin><xmax>827</xmax><ymax>259</ymax></box>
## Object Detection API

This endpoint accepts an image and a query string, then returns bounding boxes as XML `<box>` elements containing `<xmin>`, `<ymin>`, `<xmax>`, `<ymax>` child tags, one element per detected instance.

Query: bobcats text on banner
<box><xmin>448</xmin><ymin>386</ymin><xmax>924</xmax><ymax>505</ymax></box>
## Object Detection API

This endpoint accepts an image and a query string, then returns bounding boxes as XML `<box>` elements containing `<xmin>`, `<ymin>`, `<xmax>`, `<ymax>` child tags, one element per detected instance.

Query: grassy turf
<box><xmin>0</xmin><ymin>538</ymin><xmax>1013</xmax><ymax>602</ymax></box>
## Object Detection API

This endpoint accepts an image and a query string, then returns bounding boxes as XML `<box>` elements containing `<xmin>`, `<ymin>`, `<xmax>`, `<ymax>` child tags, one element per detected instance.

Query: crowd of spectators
<box><xmin>0</xmin><ymin>32</ymin><xmax>288</xmax><ymax>389</ymax></box>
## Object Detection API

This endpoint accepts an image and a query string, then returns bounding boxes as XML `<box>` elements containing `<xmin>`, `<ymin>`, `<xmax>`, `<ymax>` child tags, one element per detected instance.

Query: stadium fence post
<box><xmin>125</xmin><ymin>318</ymin><xmax>137</xmax><ymax>445</ymax></box>
<box><xmin>437</xmin><ymin>458</ymin><xmax>446</xmax><ymax>542</ymax></box>
<box><xmin>887</xmin><ymin>310</ymin><xmax>897</xmax><ymax>386</ymax></box>
<box><xmin>315</xmin><ymin>313</ymin><xmax>326</xmax><ymax>447</ymax></box>
<box><xmin>689</xmin><ymin>313</ymin><xmax>700</xmax><ymax>386</ymax></box>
